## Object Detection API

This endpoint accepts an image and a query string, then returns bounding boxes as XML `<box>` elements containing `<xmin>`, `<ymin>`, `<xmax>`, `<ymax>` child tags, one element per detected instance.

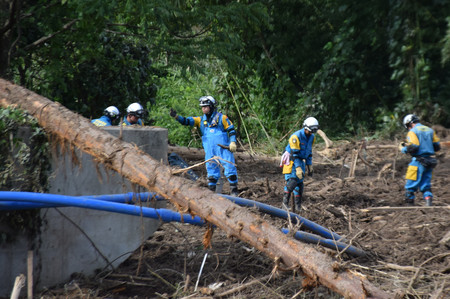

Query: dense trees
<box><xmin>1</xmin><ymin>0</ymin><xmax>449</xmax><ymax>143</ymax></box>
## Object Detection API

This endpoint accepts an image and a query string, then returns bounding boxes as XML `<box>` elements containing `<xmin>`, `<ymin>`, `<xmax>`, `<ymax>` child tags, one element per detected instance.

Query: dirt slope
<box><xmin>39</xmin><ymin>137</ymin><xmax>450</xmax><ymax>298</ymax></box>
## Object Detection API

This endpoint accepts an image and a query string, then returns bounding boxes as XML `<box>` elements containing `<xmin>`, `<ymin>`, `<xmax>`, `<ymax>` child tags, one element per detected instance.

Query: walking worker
<box><xmin>91</xmin><ymin>106</ymin><xmax>120</xmax><ymax>127</ymax></box>
<box><xmin>122</xmin><ymin>102</ymin><xmax>145</xmax><ymax>126</ymax></box>
<box><xmin>281</xmin><ymin>117</ymin><xmax>319</xmax><ymax>211</ymax></box>
<box><xmin>169</xmin><ymin>96</ymin><xmax>239</xmax><ymax>196</ymax></box>
<box><xmin>399</xmin><ymin>114</ymin><xmax>440</xmax><ymax>206</ymax></box>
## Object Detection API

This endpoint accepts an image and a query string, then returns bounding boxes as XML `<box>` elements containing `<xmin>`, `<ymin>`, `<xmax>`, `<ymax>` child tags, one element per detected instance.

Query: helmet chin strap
<box><xmin>205</xmin><ymin>106</ymin><xmax>214</xmax><ymax>118</ymax></box>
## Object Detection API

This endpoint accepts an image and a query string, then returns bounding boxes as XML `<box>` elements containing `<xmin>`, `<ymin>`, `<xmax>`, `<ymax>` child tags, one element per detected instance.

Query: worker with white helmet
<box><xmin>122</xmin><ymin>102</ymin><xmax>145</xmax><ymax>126</ymax></box>
<box><xmin>91</xmin><ymin>106</ymin><xmax>121</xmax><ymax>127</ymax></box>
<box><xmin>398</xmin><ymin>114</ymin><xmax>440</xmax><ymax>206</ymax></box>
<box><xmin>169</xmin><ymin>96</ymin><xmax>239</xmax><ymax>196</ymax></box>
<box><xmin>280</xmin><ymin>116</ymin><xmax>319</xmax><ymax>211</ymax></box>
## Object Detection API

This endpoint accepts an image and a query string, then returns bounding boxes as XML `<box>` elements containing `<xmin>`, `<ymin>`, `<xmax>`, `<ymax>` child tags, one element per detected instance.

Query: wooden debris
<box><xmin>317</xmin><ymin>129</ymin><xmax>333</xmax><ymax>149</ymax></box>
<box><xmin>214</xmin><ymin>274</ymin><xmax>272</xmax><ymax>297</ymax></box>
<box><xmin>377</xmin><ymin>163</ymin><xmax>392</xmax><ymax>180</ymax></box>
<box><xmin>360</xmin><ymin>206</ymin><xmax>450</xmax><ymax>212</ymax></box>
<box><xmin>366</xmin><ymin>145</ymin><xmax>398</xmax><ymax>150</ymax></box>
<box><xmin>438</xmin><ymin>230</ymin><xmax>450</xmax><ymax>245</ymax></box>
<box><xmin>10</xmin><ymin>274</ymin><xmax>25</xmax><ymax>299</ymax></box>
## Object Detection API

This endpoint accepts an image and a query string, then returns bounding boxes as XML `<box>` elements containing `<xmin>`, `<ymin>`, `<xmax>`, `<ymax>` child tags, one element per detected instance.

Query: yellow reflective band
<box><xmin>289</xmin><ymin>135</ymin><xmax>301</xmax><ymax>150</ymax></box>
<box><xmin>406</xmin><ymin>131</ymin><xmax>420</xmax><ymax>146</ymax></box>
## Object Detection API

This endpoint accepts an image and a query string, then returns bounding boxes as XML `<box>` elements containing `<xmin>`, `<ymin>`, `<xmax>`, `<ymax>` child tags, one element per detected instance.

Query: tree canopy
<box><xmin>1</xmin><ymin>0</ymin><xmax>449</xmax><ymax>144</ymax></box>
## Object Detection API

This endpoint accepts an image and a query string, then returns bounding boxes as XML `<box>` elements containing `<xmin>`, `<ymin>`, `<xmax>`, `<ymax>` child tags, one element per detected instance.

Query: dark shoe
<box><xmin>425</xmin><ymin>196</ymin><xmax>432</xmax><ymax>206</ymax></box>
<box><xmin>230</xmin><ymin>183</ymin><xmax>238</xmax><ymax>197</ymax></box>
<box><xmin>208</xmin><ymin>185</ymin><xmax>216</xmax><ymax>192</ymax></box>
<box><xmin>405</xmin><ymin>198</ymin><xmax>414</xmax><ymax>206</ymax></box>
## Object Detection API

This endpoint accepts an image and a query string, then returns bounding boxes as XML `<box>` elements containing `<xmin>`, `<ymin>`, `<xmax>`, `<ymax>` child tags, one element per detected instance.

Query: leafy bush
<box><xmin>0</xmin><ymin>108</ymin><xmax>49</xmax><ymax>244</ymax></box>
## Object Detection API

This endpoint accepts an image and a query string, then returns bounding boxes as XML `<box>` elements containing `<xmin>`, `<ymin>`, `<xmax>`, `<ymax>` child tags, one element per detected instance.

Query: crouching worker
<box><xmin>281</xmin><ymin>117</ymin><xmax>319</xmax><ymax>211</ymax></box>
<box><xmin>399</xmin><ymin>114</ymin><xmax>440</xmax><ymax>206</ymax></box>
<box><xmin>91</xmin><ymin>106</ymin><xmax>120</xmax><ymax>127</ymax></box>
<box><xmin>169</xmin><ymin>96</ymin><xmax>239</xmax><ymax>196</ymax></box>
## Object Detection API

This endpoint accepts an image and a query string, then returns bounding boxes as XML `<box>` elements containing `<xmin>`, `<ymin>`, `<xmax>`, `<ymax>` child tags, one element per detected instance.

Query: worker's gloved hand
<box><xmin>295</xmin><ymin>167</ymin><xmax>304</xmax><ymax>180</ymax></box>
<box><xmin>169</xmin><ymin>108</ymin><xmax>177</xmax><ymax>118</ymax></box>
<box><xmin>307</xmin><ymin>164</ymin><xmax>313</xmax><ymax>177</ymax></box>
<box><xmin>229</xmin><ymin>141</ymin><xmax>237</xmax><ymax>153</ymax></box>
<box><xmin>398</xmin><ymin>142</ymin><xmax>406</xmax><ymax>151</ymax></box>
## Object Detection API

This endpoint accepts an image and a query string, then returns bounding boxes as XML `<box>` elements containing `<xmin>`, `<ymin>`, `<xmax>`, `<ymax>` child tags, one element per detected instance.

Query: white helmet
<box><xmin>303</xmin><ymin>117</ymin><xmax>319</xmax><ymax>133</ymax></box>
<box><xmin>199</xmin><ymin>96</ymin><xmax>216</xmax><ymax>109</ymax></box>
<box><xmin>126</xmin><ymin>103</ymin><xmax>144</xmax><ymax>117</ymax></box>
<box><xmin>103</xmin><ymin>106</ymin><xmax>120</xmax><ymax>120</ymax></box>
<box><xmin>402</xmin><ymin>114</ymin><xmax>419</xmax><ymax>129</ymax></box>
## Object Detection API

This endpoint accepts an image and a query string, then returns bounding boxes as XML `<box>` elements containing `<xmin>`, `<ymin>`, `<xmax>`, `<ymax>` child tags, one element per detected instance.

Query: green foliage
<box><xmin>3</xmin><ymin>0</ymin><xmax>269</xmax><ymax>122</ymax></box>
<box><xmin>442</xmin><ymin>17</ymin><xmax>450</xmax><ymax>64</ymax></box>
<box><xmin>152</xmin><ymin>61</ymin><xmax>288</xmax><ymax>155</ymax></box>
<box><xmin>2</xmin><ymin>0</ymin><xmax>450</xmax><ymax>146</ymax></box>
<box><xmin>0</xmin><ymin>108</ymin><xmax>50</xmax><ymax>244</ymax></box>
<box><xmin>387</xmin><ymin>0</ymin><xmax>450</xmax><ymax>127</ymax></box>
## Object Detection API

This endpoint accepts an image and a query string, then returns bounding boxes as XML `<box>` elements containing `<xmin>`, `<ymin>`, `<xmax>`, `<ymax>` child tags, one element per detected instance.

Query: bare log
<box><xmin>316</xmin><ymin>129</ymin><xmax>333</xmax><ymax>149</ymax></box>
<box><xmin>10</xmin><ymin>274</ymin><xmax>25</xmax><ymax>299</ymax></box>
<box><xmin>0</xmin><ymin>78</ymin><xmax>389</xmax><ymax>299</ymax></box>
<box><xmin>366</xmin><ymin>145</ymin><xmax>397</xmax><ymax>150</ymax></box>
<box><xmin>360</xmin><ymin>206</ymin><xmax>450</xmax><ymax>212</ymax></box>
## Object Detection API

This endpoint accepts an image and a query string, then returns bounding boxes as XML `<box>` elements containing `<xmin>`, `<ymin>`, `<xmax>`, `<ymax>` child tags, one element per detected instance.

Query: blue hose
<box><xmin>220</xmin><ymin>194</ymin><xmax>344</xmax><ymax>241</ymax></box>
<box><xmin>0</xmin><ymin>191</ymin><xmax>364</xmax><ymax>256</ymax></box>
<box><xmin>1</xmin><ymin>192</ymin><xmax>343</xmax><ymax>240</ymax></box>
<box><xmin>0</xmin><ymin>192</ymin><xmax>164</xmax><ymax>210</ymax></box>
<box><xmin>0</xmin><ymin>191</ymin><xmax>205</xmax><ymax>226</ymax></box>
<box><xmin>281</xmin><ymin>228</ymin><xmax>366</xmax><ymax>257</ymax></box>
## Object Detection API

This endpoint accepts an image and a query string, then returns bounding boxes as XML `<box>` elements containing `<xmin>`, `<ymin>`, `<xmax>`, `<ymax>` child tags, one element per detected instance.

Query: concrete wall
<box><xmin>0</xmin><ymin>126</ymin><xmax>168</xmax><ymax>297</ymax></box>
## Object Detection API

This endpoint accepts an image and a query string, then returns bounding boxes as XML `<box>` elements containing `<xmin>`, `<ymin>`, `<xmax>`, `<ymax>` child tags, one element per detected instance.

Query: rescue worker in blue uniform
<box><xmin>399</xmin><ymin>114</ymin><xmax>440</xmax><ymax>206</ymax></box>
<box><xmin>281</xmin><ymin>117</ymin><xmax>319</xmax><ymax>211</ymax></box>
<box><xmin>170</xmin><ymin>96</ymin><xmax>239</xmax><ymax>196</ymax></box>
<box><xmin>91</xmin><ymin>106</ymin><xmax>120</xmax><ymax>127</ymax></box>
<box><xmin>122</xmin><ymin>103</ymin><xmax>145</xmax><ymax>126</ymax></box>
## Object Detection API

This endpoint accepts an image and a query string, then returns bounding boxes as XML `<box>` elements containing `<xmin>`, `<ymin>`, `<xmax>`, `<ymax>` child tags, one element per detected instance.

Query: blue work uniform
<box><xmin>176</xmin><ymin>110</ymin><xmax>238</xmax><ymax>187</ymax></box>
<box><xmin>282</xmin><ymin>128</ymin><xmax>315</xmax><ymax>200</ymax></box>
<box><xmin>91</xmin><ymin>115</ymin><xmax>112</xmax><ymax>127</ymax></box>
<box><xmin>121</xmin><ymin>116</ymin><xmax>144</xmax><ymax>126</ymax></box>
<box><xmin>401</xmin><ymin>123</ymin><xmax>440</xmax><ymax>201</ymax></box>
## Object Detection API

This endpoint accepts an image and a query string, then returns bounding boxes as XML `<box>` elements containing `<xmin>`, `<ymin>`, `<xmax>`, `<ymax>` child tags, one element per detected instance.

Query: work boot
<box><xmin>282</xmin><ymin>192</ymin><xmax>290</xmax><ymax>208</ymax></box>
<box><xmin>208</xmin><ymin>185</ymin><xmax>216</xmax><ymax>192</ymax></box>
<box><xmin>230</xmin><ymin>184</ymin><xmax>239</xmax><ymax>197</ymax></box>
<box><xmin>294</xmin><ymin>195</ymin><xmax>302</xmax><ymax>212</ymax></box>
<box><xmin>425</xmin><ymin>196</ymin><xmax>432</xmax><ymax>206</ymax></box>
<box><xmin>405</xmin><ymin>191</ymin><xmax>415</xmax><ymax>206</ymax></box>
<box><xmin>404</xmin><ymin>198</ymin><xmax>414</xmax><ymax>206</ymax></box>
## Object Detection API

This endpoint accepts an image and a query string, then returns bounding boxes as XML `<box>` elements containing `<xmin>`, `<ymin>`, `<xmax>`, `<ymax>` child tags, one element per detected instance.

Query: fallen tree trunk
<box><xmin>0</xmin><ymin>78</ymin><xmax>390</xmax><ymax>298</ymax></box>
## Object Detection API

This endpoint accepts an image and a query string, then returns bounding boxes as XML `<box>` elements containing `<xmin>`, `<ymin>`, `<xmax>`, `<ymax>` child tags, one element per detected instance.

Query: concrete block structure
<box><xmin>0</xmin><ymin>126</ymin><xmax>168</xmax><ymax>296</ymax></box>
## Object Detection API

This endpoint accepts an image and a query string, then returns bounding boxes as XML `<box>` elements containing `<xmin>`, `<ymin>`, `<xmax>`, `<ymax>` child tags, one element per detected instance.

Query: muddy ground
<box><xmin>40</xmin><ymin>135</ymin><xmax>449</xmax><ymax>298</ymax></box>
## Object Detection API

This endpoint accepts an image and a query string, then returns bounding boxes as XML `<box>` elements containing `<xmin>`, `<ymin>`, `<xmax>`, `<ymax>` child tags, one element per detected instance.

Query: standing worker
<box><xmin>281</xmin><ymin>117</ymin><xmax>319</xmax><ymax>211</ymax></box>
<box><xmin>169</xmin><ymin>96</ymin><xmax>239</xmax><ymax>196</ymax></box>
<box><xmin>399</xmin><ymin>114</ymin><xmax>440</xmax><ymax>206</ymax></box>
<box><xmin>91</xmin><ymin>106</ymin><xmax>120</xmax><ymax>127</ymax></box>
<box><xmin>122</xmin><ymin>103</ymin><xmax>145</xmax><ymax>126</ymax></box>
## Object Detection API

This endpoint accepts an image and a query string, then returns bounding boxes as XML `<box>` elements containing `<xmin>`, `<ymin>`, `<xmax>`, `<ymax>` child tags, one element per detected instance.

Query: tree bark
<box><xmin>0</xmin><ymin>78</ymin><xmax>390</xmax><ymax>299</ymax></box>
